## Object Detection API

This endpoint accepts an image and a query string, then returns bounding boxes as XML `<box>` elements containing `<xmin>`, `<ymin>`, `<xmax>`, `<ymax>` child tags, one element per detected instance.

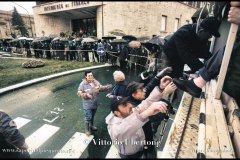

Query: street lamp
<box><xmin>12</xmin><ymin>2</ymin><xmax>34</xmax><ymax>37</ymax></box>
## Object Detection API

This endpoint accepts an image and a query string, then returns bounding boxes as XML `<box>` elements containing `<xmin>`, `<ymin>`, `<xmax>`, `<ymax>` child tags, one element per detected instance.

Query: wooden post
<box><xmin>197</xmin><ymin>87</ymin><xmax>206</xmax><ymax>158</ymax></box>
<box><xmin>215</xmin><ymin>24</ymin><xmax>238</xmax><ymax>99</ymax></box>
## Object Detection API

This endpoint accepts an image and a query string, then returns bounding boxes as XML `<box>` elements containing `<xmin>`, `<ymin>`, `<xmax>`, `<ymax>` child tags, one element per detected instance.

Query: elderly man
<box><xmin>163</xmin><ymin>17</ymin><xmax>221</xmax><ymax>78</ymax></box>
<box><xmin>105</xmin><ymin>84</ymin><xmax>171</xmax><ymax>158</ymax></box>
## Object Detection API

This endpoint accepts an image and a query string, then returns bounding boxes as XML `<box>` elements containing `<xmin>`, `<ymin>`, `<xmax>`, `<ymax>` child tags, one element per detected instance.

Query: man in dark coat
<box><xmin>118</xmin><ymin>44</ymin><xmax>128</xmax><ymax>71</ymax></box>
<box><xmin>163</xmin><ymin>17</ymin><xmax>221</xmax><ymax>78</ymax></box>
<box><xmin>172</xmin><ymin>2</ymin><xmax>240</xmax><ymax>106</ymax></box>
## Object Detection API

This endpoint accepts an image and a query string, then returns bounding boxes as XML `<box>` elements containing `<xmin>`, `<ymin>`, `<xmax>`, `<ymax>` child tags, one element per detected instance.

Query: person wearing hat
<box><xmin>125</xmin><ymin>76</ymin><xmax>176</xmax><ymax>157</ymax></box>
<box><xmin>118</xmin><ymin>44</ymin><xmax>129</xmax><ymax>71</ymax></box>
<box><xmin>105</xmin><ymin>86</ymin><xmax>168</xmax><ymax>159</ymax></box>
<box><xmin>127</xmin><ymin>76</ymin><xmax>176</xmax><ymax>111</ymax></box>
<box><xmin>162</xmin><ymin>16</ymin><xmax>221</xmax><ymax>78</ymax></box>
<box><xmin>172</xmin><ymin>1</ymin><xmax>240</xmax><ymax>104</ymax></box>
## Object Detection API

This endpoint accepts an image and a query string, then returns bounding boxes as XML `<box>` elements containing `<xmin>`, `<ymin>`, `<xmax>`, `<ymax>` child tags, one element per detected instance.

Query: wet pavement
<box><xmin>0</xmin><ymin>66</ymin><xmax>141</xmax><ymax>158</ymax></box>
<box><xmin>0</xmin><ymin>65</ymin><xmax>182</xmax><ymax>158</ymax></box>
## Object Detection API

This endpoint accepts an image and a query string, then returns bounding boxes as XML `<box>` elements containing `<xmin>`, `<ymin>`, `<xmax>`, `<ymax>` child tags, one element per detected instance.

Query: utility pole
<box><xmin>12</xmin><ymin>2</ymin><xmax>34</xmax><ymax>37</ymax></box>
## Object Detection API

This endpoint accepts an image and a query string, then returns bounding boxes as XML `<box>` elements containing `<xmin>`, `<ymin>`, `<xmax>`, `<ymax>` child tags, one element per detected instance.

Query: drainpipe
<box><xmin>102</xmin><ymin>1</ymin><xmax>104</xmax><ymax>37</ymax></box>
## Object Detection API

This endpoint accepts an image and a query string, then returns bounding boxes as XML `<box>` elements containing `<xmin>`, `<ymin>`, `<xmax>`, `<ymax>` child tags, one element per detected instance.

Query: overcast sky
<box><xmin>0</xmin><ymin>2</ymin><xmax>36</xmax><ymax>15</ymax></box>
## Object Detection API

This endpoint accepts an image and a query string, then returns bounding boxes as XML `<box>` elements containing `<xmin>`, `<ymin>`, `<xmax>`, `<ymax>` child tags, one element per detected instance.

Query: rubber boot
<box><xmin>85</xmin><ymin>122</ymin><xmax>91</xmax><ymax>136</ymax></box>
<box><xmin>90</xmin><ymin>121</ymin><xmax>98</xmax><ymax>131</ymax></box>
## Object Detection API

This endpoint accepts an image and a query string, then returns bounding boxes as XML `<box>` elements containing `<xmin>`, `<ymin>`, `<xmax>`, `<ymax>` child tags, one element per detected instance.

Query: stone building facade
<box><xmin>33</xmin><ymin>1</ymin><xmax>211</xmax><ymax>38</ymax></box>
<box><xmin>0</xmin><ymin>10</ymin><xmax>35</xmax><ymax>38</ymax></box>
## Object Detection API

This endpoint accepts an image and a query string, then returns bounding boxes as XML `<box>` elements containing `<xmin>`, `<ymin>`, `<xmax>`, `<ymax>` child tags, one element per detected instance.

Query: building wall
<box><xmin>97</xmin><ymin>2</ymin><xmax>197</xmax><ymax>38</ymax></box>
<box><xmin>0</xmin><ymin>10</ymin><xmax>35</xmax><ymax>38</ymax></box>
<box><xmin>32</xmin><ymin>1</ymin><xmax>102</xmax><ymax>37</ymax></box>
<box><xmin>33</xmin><ymin>1</ymin><xmax>198</xmax><ymax>38</ymax></box>
<box><xmin>33</xmin><ymin>13</ymin><xmax>71</xmax><ymax>37</ymax></box>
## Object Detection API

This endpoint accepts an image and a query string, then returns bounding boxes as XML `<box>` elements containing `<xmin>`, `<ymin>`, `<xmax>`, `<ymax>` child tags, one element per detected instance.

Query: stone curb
<box><xmin>0</xmin><ymin>63</ymin><xmax>111</xmax><ymax>95</ymax></box>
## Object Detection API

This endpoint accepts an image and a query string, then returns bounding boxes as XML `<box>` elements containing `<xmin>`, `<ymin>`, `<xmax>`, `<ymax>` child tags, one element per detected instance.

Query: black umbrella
<box><xmin>102</xmin><ymin>36</ymin><xmax>116</xmax><ymax>40</ymax></box>
<box><xmin>148</xmin><ymin>35</ymin><xmax>165</xmax><ymax>46</ymax></box>
<box><xmin>122</xmin><ymin>35</ymin><xmax>137</xmax><ymax>41</ymax></box>
<box><xmin>1</xmin><ymin>37</ymin><xmax>14</xmax><ymax>41</ymax></box>
<box><xmin>110</xmin><ymin>39</ymin><xmax>128</xmax><ymax>48</ymax></box>
<box><xmin>143</xmin><ymin>42</ymin><xmax>160</xmax><ymax>51</ymax></box>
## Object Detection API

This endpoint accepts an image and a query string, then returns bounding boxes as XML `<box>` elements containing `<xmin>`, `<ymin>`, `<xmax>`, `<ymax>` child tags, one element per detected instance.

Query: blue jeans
<box><xmin>83</xmin><ymin>109</ymin><xmax>97</xmax><ymax>123</ymax></box>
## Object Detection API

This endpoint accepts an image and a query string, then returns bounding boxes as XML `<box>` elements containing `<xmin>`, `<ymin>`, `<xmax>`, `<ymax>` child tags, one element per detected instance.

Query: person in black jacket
<box><xmin>163</xmin><ymin>17</ymin><xmax>221</xmax><ymax>78</ymax></box>
<box><xmin>0</xmin><ymin>111</ymin><xmax>30</xmax><ymax>158</ymax></box>
<box><xmin>106</xmin><ymin>70</ymin><xmax>128</xmax><ymax>100</ymax></box>
<box><xmin>173</xmin><ymin>1</ymin><xmax>240</xmax><ymax>105</ymax></box>
<box><xmin>118</xmin><ymin>44</ymin><xmax>128</xmax><ymax>71</ymax></box>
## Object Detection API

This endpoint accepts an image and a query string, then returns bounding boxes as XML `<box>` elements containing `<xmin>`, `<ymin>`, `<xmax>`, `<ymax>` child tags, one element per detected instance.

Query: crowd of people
<box><xmin>105</xmin><ymin>1</ymin><xmax>240</xmax><ymax>158</ymax></box>
<box><xmin>1</xmin><ymin>32</ymin><xmax>161</xmax><ymax>73</ymax></box>
<box><xmin>77</xmin><ymin>66</ymin><xmax>176</xmax><ymax>158</ymax></box>
<box><xmin>1</xmin><ymin>1</ymin><xmax>240</xmax><ymax>159</ymax></box>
